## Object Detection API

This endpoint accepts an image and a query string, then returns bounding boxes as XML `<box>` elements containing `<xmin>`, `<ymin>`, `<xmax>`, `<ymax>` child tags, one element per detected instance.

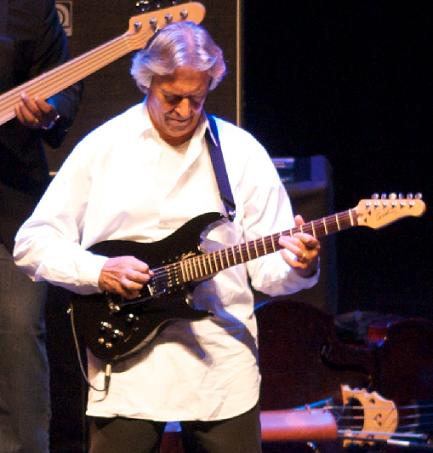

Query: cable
<box><xmin>69</xmin><ymin>304</ymin><xmax>111</xmax><ymax>393</ymax></box>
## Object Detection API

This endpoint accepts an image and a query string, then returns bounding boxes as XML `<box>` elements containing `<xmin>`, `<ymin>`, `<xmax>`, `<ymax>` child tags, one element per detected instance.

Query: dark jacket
<box><xmin>0</xmin><ymin>0</ymin><xmax>82</xmax><ymax>251</ymax></box>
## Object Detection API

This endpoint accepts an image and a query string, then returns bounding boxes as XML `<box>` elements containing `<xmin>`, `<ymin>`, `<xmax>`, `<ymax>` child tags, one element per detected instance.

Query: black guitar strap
<box><xmin>205</xmin><ymin>114</ymin><xmax>236</xmax><ymax>221</ymax></box>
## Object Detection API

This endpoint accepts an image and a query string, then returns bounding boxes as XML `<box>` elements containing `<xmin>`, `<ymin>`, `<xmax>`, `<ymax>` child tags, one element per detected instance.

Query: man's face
<box><xmin>147</xmin><ymin>66</ymin><xmax>211</xmax><ymax>146</ymax></box>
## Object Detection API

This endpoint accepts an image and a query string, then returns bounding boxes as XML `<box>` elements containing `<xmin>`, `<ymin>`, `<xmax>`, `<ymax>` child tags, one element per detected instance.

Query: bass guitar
<box><xmin>69</xmin><ymin>194</ymin><xmax>426</xmax><ymax>362</ymax></box>
<box><xmin>261</xmin><ymin>385</ymin><xmax>432</xmax><ymax>450</ymax></box>
<box><xmin>0</xmin><ymin>1</ymin><xmax>206</xmax><ymax>126</ymax></box>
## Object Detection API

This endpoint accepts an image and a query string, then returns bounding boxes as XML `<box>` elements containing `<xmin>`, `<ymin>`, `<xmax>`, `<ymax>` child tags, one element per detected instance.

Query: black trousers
<box><xmin>89</xmin><ymin>403</ymin><xmax>262</xmax><ymax>453</ymax></box>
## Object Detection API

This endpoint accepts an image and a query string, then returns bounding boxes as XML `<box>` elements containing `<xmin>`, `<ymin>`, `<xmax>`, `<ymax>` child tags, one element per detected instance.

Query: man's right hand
<box><xmin>98</xmin><ymin>256</ymin><xmax>154</xmax><ymax>299</ymax></box>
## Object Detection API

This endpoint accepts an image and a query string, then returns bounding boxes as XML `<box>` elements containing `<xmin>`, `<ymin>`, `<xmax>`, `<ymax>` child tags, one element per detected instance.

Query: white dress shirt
<box><xmin>14</xmin><ymin>101</ymin><xmax>318</xmax><ymax>421</ymax></box>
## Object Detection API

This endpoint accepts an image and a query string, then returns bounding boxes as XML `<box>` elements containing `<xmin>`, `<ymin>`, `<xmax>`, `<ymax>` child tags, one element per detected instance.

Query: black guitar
<box><xmin>69</xmin><ymin>195</ymin><xmax>425</xmax><ymax>362</ymax></box>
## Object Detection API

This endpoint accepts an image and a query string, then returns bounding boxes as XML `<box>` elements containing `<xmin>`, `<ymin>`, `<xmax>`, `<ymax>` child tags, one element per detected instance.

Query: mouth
<box><xmin>166</xmin><ymin>117</ymin><xmax>193</xmax><ymax>129</ymax></box>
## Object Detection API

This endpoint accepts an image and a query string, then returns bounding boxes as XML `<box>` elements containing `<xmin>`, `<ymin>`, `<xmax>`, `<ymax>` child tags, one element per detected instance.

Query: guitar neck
<box><xmin>0</xmin><ymin>31</ymin><xmax>138</xmax><ymax>126</ymax></box>
<box><xmin>177</xmin><ymin>208</ymin><xmax>357</xmax><ymax>283</ymax></box>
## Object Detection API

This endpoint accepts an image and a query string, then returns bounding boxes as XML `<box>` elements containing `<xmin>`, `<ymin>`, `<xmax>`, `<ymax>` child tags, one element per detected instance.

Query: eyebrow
<box><xmin>161</xmin><ymin>89</ymin><xmax>207</xmax><ymax>98</ymax></box>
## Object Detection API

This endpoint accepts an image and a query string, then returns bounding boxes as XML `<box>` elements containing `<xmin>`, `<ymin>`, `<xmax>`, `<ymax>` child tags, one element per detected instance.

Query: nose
<box><xmin>175</xmin><ymin>97</ymin><xmax>191</xmax><ymax>117</ymax></box>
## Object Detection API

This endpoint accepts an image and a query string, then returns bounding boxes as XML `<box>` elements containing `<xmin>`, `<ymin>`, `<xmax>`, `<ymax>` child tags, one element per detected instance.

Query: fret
<box><xmin>218</xmin><ymin>249</ymin><xmax>225</xmax><ymax>270</ymax></box>
<box><xmin>262</xmin><ymin>237</ymin><xmax>268</xmax><ymax>255</ymax></box>
<box><xmin>231</xmin><ymin>246</ymin><xmax>238</xmax><ymax>264</ymax></box>
<box><xmin>253</xmin><ymin>240</ymin><xmax>259</xmax><ymax>258</ymax></box>
<box><xmin>322</xmin><ymin>217</ymin><xmax>329</xmax><ymax>235</ymax></box>
<box><xmin>182</xmin><ymin>259</ymin><xmax>191</xmax><ymax>282</ymax></box>
<box><xmin>270</xmin><ymin>234</ymin><xmax>278</xmax><ymax>252</ymax></box>
<box><xmin>191</xmin><ymin>258</ymin><xmax>199</xmax><ymax>280</ymax></box>
<box><xmin>209</xmin><ymin>253</ymin><xmax>220</xmax><ymax>272</ymax></box>
<box><xmin>335</xmin><ymin>213</ymin><xmax>341</xmax><ymax>231</ymax></box>
<box><xmin>186</xmin><ymin>258</ymin><xmax>194</xmax><ymax>281</ymax></box>
<box><xmin>196</xmin><ymin>256</ymin><xmax>204</xmax><ymax>278</ymax></box>
<box><xmin>224</xmin><ymin>249</ymin><xmax>232</xmax><ymax>267</ymax></box>
<box><xmin>349</xmin><ymin>208</ymin><xmax>355</xmax><ymax>226</ymax></box>
<box><xmin>204</xmin><ymin>255</ymin><xmax>214</xmax><ymax>274</ymax></box>
<box><xmin>204</xmin><ymin>254</ymin><xmax>211</xmax><ymax>275</ymax></box>
<box><xmin>230</xmin><ymin>246</ymin><xmax>237</xmax><ymax>265</ymax></box>
<box><xmin>180</xmin><ymin>260</ymin><xmax>187</xmax><ymax>282</ymax></box>
<box><xmin>310</xmin><ymin>221</ymin><xmax>316</xmax><ymax>238</ymax></box>
<box><xmin>184</xmin><ymin>260</ymin><xmax>194</xmax><ymax>281</ymax></box>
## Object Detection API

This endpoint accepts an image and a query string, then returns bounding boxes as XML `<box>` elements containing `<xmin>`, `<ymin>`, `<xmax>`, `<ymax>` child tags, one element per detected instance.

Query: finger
<box><xmin>125</xmin><ymin>269</ymin><xmax>152</xmax><ymax>285</ymax></box>
<box><xmin>20</xmin><ymin>92</ymin><xmax>42</xmax><ymax>119</ymax></box>
<box><xmin>278</xmin><ymin>236</ymin><xmax>305</xmax><ymax>262</ymax></box>
<box><xmin>296</xmin><ymin>233</ymin><xmax>319</xmax><ymax>250</ymax></box>
<box><xmin>15</xmin><ymin>102</ymin><xmax>39</xmax><ymax>126</ymax></box>
<box><xmin>278</xmin><ymin>235</ymin><xmax>298</xmax><ymax>254</ymax></box>
<box><xmin>294</xmin><ymin>214</ymin><xmax>305</xmax><ymax>226</ymax></box>
<box><xmin>280</xmin><ymin>248</ymin><xmax>305</xmax><ymax>268</ymax></box>
<box><xmin>34</xmin><ymin>96</ymin><xmax>53</xmax><ymax>114</ymax></box>
<box><xmin>120</xmin><ymin>277</ymin><xmax>143</xmax><ymax>292</ymax></box>
<box><xmin>34</xmin><ymin>96</ymin><xmax>60</xmax><ymax>124</ymax></box>
<box><xmin>15</xmin><ymin>94</ymin><xmax>41</xmax><ymax>127</ymax></box>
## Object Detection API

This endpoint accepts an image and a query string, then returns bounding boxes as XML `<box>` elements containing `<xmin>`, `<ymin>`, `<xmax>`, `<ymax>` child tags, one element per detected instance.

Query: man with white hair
<box><xmin>14</xmin><ymin>21</ymin><xmax>320</xmax><ymax>453</ymax></box>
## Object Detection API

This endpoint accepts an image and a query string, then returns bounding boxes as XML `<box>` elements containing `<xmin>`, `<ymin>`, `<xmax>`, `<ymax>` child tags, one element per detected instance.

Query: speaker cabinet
<box><xmin>48</xmin><ymin>0</ymin><xmax>243</xmax><ymax>172</ymax></box>
<box><xmin>272</xmin><ymin>155</ymin><xmax>337</xmax><ymax>314</ymax></box>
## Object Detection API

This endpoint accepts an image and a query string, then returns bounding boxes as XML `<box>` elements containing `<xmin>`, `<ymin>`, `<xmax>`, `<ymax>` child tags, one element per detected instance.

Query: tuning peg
<box><xmin>415</xmin><ymin>192</ymin><xmax>423</xmax><ymax>199</ymax></box>
<box><xmin>388</xmin><ymin>193</ymin><xmax>397</xmax><ymax>207</ymax></box>
<box><xmin>407</xmin><ymin>192</ymin><xmax>414</xmax><ymax>199</ymax></box>
<box><xmin>149</xmin><ymin>17</ymin><xmax>159</xmax><ymax>31</ymax></box>
<box><xmin>372</xmin><ymin>193</ymin><xmax>379</xmax><ymax>199</ymax></box>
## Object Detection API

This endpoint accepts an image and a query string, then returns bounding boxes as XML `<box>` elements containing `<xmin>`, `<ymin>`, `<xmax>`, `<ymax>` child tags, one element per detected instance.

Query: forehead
<box><xmin>151</xmin><ymin>66</ymin><xmax>211</xmax><ymax>95</ymax></box>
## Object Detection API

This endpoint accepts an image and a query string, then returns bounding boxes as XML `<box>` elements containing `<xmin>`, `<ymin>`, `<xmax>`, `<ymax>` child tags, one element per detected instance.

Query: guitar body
<box><xmin>70</xmin><ymin>212</ymin><xmax>224</xmax><ymax>362</ymax></box>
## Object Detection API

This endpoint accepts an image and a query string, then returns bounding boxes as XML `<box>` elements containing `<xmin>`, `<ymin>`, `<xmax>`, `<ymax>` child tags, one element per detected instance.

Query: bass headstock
<box><xmin>126</xmin><ymin>1</ymin><xmax>206</xmax><ymax>50</ymax></box>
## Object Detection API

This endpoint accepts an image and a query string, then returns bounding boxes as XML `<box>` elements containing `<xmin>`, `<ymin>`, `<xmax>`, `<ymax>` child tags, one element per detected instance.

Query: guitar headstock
<box><xmin>126</xmin><ymin>1</ymin><xmax>206</xmax><ymax>50</ymax></box>
<box><xmin>356</xmin><ymin>193</ymin><xmax>426</xmax><ymax>229</ymax></box>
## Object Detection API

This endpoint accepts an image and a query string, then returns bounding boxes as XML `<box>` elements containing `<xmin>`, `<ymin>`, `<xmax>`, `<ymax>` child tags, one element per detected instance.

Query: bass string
<box><xmin>327</xmin><ymin>404</ymin><xmax>433</xmax><ymax>432</ymax></box>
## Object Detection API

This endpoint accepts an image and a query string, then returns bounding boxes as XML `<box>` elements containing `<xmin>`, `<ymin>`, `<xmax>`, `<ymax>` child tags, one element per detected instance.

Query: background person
<box><xmin>0</xmin><ymin>0</ymin><xmax>82</xmax><ymax>451</ymax></box>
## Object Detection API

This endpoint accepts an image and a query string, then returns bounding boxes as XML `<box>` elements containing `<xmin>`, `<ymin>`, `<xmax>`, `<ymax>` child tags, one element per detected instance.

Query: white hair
<box><xmin>130</xmin><ymin>21</ymin><xmax>226</xmax><ymax>93</ymax></box>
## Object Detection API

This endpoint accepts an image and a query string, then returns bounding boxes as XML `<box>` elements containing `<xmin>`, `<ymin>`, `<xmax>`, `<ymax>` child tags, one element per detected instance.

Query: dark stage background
<box><xmin>45</xmin><ymin>1</ymin><xmax>433</xmax><ymax>451</ymax></box>
<box><xmin>243</xmin><ymin>1</ymin><xmax>433</xmax><ymax>320</ymax></box>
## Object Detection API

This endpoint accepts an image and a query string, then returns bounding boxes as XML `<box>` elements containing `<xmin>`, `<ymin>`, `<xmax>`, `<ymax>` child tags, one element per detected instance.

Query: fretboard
<box><xmin>0</xmin><ymin>32</ymin><xmax>140</xmax><ymax>126</ymax></box>
<box><xmin>174</xmin><ymin>208</ymin><xmax>358</xmax><ymax>283</ymax></box>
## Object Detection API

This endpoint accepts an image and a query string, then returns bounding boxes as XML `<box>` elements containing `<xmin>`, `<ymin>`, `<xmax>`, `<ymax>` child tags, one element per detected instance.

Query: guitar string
<box><xmin>327</xmin><ymin>404</ymin><xmax>433</xmax><ymax>433</ymax></box>
<box><xmin>147</xmin><ymin>210</ymin><xmax>355</xmax><ymax>288</ymax></box>
<box><xmin>0</xmin><ymin>35</ymin><xmax>130</xmax><ymax>116</ymax></box>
